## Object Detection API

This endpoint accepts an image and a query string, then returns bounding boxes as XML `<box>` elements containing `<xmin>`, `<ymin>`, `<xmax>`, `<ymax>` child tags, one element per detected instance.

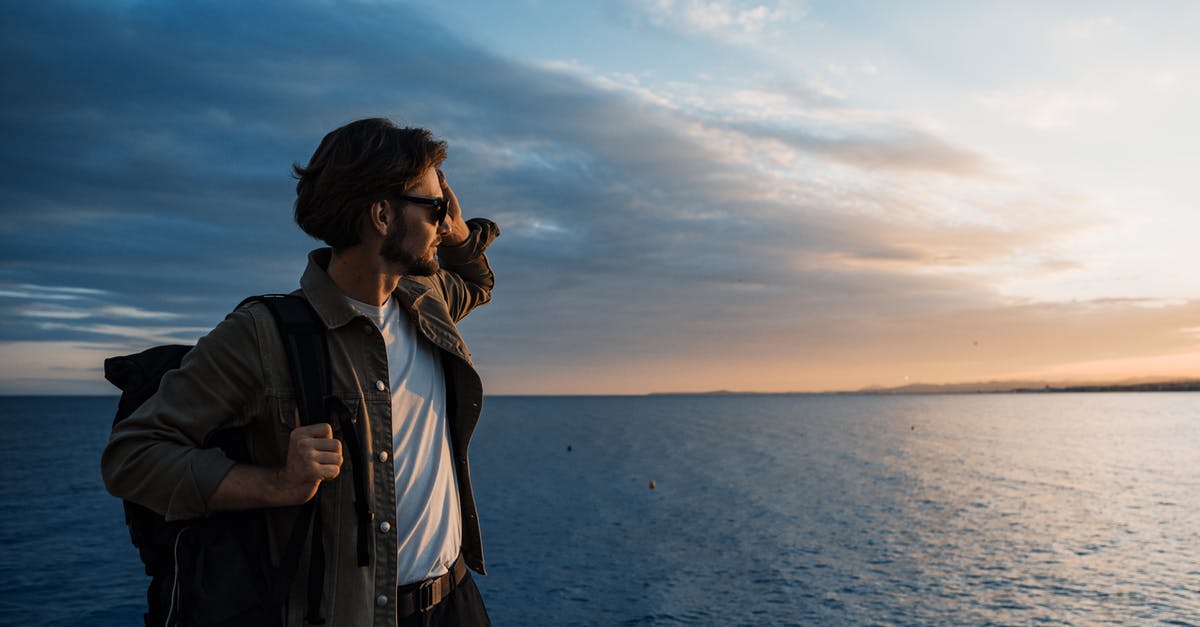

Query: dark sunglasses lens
<box><xmin>435</xmin><ymin>200</ymin><xmax>448</xmax><ymax>224</ymax></box>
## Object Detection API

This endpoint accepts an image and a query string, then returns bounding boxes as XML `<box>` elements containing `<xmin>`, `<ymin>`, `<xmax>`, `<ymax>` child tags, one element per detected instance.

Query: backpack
<box><xmin>104</xmin><ymin>294</ymin><xmax>371</xmax><ymax>627</ymax></box>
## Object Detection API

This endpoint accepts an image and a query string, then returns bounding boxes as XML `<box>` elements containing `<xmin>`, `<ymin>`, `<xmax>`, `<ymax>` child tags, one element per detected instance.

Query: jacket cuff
<box><xmin>166</xmin><ymin>448</ymin><xmax>238</xmax><ymax>521</ymax></box>
<box><xmin>439</xmin><ymin>218</ymin><xmax>500</xmax><ymax>266</ymax></box>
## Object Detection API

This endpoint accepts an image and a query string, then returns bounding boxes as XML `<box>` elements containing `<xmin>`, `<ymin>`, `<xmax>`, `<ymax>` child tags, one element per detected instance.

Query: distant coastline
<box><xmin>1009</xmin><ymin>380</ymin><xmax>1200</xmax><ymax>394</ymax></box>
<box><xmin>649</xmin><ymin>378</ymin><xmax>1200</xmax><ymax>396</ymax></box>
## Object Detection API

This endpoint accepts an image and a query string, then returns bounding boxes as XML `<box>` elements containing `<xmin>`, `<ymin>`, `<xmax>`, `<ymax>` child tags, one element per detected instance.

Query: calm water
<box><xmin>0</xmin><ymin>394</ymin><xmax>1197</xmax><ymax>625</ymax></box>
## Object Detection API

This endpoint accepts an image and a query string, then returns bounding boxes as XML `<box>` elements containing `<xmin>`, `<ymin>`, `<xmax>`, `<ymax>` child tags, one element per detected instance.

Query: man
<box><xmin>102</xmin><ymin>118</ymin><xmax>499</xmax><ymax>626</ymax></box>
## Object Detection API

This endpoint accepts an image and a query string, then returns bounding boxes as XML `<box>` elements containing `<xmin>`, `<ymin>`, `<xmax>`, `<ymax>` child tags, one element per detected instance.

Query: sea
<box><xmin>0</xmin><ymin>393</ymin><xmax>1197</xmax><ymax>626</ymax></box>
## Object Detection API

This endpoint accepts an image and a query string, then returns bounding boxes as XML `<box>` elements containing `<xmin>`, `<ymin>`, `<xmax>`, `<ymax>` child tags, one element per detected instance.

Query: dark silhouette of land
<box><xmin>855</xmin><ymin>378</ymin><xmax>1200</xmax><ymax>395</ymax></box>
<box><xmin>652</xmin><ymin>378</ymin><xmax>1200</xmax><ymax>396</ymax></box>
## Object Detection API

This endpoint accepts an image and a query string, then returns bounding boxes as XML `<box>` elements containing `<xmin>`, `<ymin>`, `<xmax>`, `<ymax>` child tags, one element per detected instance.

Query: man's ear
<box><xmin>368</xmin><ymin>199</ymin><xmax>391</xmax><ymax>237</ymax></box>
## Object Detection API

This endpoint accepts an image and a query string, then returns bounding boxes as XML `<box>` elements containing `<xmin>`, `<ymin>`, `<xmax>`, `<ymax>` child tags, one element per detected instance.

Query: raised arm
<box><xmin>431</xmin><ymin>173</ymin><xmax>500</xmax><ymax>322</ymax></box>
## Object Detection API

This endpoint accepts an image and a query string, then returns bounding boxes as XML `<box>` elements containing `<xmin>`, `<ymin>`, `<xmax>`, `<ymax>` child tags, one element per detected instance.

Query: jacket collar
<box><xmin>299</xmin><ymin>248</ymin><xmax>432</xmax><ymax>329</ymax></box>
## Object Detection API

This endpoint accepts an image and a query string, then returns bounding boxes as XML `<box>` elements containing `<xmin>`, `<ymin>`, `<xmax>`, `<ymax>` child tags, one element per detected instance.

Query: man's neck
<box><xmin>326</xmin><ymin>246</ymin><xmax>402</xmax><ymax>306</ymax></box>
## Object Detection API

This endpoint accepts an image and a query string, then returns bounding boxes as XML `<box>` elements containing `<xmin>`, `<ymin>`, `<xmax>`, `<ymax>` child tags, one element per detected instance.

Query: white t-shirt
<box><xmin>346</xmin><ymin>295</ymin><xmax>461</xmax><ymax>585</ymax></box>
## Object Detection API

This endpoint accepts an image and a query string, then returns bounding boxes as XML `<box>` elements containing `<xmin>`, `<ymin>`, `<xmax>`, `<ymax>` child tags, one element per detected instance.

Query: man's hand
<box><xmin>273</xmin><ymin>418</ymin><xmax>343</xmax><ymax>506</ymax></box>
<box><xmin>207</xmin><ymin>412</ymin><xmax>343</xmax><ymax>511</ymax></box>
<box><xmin>438</xmin><ymin>169</ymin><xmax>470</xmax><ymax>247</ymax></box>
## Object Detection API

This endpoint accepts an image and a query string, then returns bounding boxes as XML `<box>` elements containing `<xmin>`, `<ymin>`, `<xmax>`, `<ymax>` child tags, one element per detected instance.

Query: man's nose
<box><xmin>437</xmin><ymin>219</ymin><xmax>451</xmax><ymax>235</ymax></box>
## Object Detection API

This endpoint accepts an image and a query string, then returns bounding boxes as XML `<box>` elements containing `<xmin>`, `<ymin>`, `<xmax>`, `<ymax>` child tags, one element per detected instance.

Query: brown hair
<box><xmin>293</xmin><ymin>118</ymin><xmax>447</xmax><ymax>249</ymax></box>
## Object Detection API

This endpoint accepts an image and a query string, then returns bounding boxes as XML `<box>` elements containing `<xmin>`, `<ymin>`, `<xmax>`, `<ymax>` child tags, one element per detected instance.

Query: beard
<box><xmin>379</xmin><ymin>219</ymin><xmax>440</xmax><ymax>276</ymax></box>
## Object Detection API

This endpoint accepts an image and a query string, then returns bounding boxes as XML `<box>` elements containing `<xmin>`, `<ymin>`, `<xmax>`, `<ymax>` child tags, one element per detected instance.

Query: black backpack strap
<box><xmin>239</xmin><ymin>294</ymin><xmax>371</xmax><ymax>623</ymax></box>
<box><xmin>328</xmin><ymin>396</ymin><xmax>372</xmax><ymax>567</ymax></box>
<box><xmin>239</xmin><ymin>295</ymin><xmax>330</xmax><ymax>427</ymax></box>
<box><xmin>305</xmin><ymin>500</ymin><xmax>327</xmax><ymax>624</ymax></box>
<box><xmin>241</xmin><ymin>294</ymin><xmax>330</xmax><ymax>623</ymax></box>
<box><xmin>246</xmin><ymin>295</ymin><xmax>372</xmax><ymax>565</ymax></box>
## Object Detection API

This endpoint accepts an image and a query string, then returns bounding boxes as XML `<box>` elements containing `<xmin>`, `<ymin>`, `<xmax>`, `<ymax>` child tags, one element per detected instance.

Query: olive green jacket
<box><xmin>101</xmin><ymin>219</ymin><xmax>499</xmax><ymax>627</ymax></box>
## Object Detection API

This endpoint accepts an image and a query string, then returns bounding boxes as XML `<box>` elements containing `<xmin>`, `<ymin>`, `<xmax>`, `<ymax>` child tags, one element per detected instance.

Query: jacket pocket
<box><xmin>270</xmin><ymin>393</ymin><xmax>361</xmax><ymax>431</ymax></box>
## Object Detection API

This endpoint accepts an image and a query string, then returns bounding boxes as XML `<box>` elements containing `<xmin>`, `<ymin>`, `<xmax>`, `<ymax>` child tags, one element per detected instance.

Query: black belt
<box><xmin>396</xmin><ymin>557</ymin><xmax>468</xmax><ymax>617</ymax></box>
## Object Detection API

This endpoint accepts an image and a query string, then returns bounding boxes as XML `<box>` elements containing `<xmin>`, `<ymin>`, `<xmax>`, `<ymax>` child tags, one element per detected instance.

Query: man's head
<box><xmin>293</xmin><ymin>118</ymin><xmax>448</xmax><ymax>254</ymax></box>
<box><xmin>377</xmin><ymin>166</ymin><xmax>448</xmax><ymax>276</ymax></box>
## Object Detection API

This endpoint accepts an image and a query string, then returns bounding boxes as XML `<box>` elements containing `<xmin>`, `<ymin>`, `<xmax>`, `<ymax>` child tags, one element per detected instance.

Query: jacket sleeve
<box><xmin>432</xmin><ymin>217</ymin><xmax>500</xmax><ymax>323</ymax></box>
<box><xmin>100</xmin><ymin>307</ymin><xmax>266</xmax><ymax>521</ymax></box>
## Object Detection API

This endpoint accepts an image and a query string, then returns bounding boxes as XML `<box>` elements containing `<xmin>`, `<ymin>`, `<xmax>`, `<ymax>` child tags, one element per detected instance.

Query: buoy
<box><xmin>567</xmin><ymin>445</ymin><xmax>572</xmax><ymax>452</ymax></box>
<box><xmin>648</xmin><ymin>480</ymin><xmax>656</xmax><ymax>490</ymax></box>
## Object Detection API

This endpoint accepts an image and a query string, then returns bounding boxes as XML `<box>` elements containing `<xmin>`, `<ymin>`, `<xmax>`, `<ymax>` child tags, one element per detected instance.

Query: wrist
<box><xmin>210</xmin><ymin>463</ymin><xmax>295</xmax><ymax>511</ymax></box>
<box><xmin>268</xmin><ymin>467</ymin><xmax>286</xmax><ymax>506</ymax></box>
<box><xmin>439</xmin><ymin>228</ymin><xmax>470</xmax><ymax>249</ymax></box>
<box><xmin>268</xmin><ymin>465</ymin><xmax>305</xmax><ymax>507</ymax></box>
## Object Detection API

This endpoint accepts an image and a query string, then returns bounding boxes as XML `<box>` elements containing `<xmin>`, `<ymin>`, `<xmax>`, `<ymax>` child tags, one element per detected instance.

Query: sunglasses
<box><xmin>396</xmin><ymin>195</ymin><xmax>449</xmax><ymax>226</ymax></box>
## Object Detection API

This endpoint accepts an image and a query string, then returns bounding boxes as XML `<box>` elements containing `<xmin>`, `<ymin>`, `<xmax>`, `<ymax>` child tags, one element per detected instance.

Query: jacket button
<box><xmin>458</xmin><ymin>457</ymin><xmax>467</xmax><ymax>465</ymax></box>
<box><xmin>375</xmin><ymin>380</ymin><xmax>386</xmax><ymax>392</ymax></box>
<box><xmin>376</xmin><ymin>595</ymin><xmax>388</xmax><ymax>607</ymax></box>
<box><xmin>379</xmin><ymin>521</ymin><xmax>391</xmax><ymax>533</ymax></box>
<box><xmin>377</xmin><ymin>451</ymin><xmax>389</xmax><ymax>463</ymax></box>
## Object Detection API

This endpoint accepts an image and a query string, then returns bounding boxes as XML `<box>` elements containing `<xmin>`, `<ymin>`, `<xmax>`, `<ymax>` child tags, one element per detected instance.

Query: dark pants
<box><xmin>396</xmin><ymin>572</ymin><xmax>490</xmax><ymax>627</ymax></box>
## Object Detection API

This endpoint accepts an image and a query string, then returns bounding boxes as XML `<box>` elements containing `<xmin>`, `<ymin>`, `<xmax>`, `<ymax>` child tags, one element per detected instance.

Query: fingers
<box><xmin>288</xmin><ymin>422</ymin><xmax>343</xmax><ymax>481</ymax></box>
<box><xmin>440</xmin><ymin>176</ymin><xmax>462</xmax><ymax>218</ymax></box>
<box><xmin>437</xmin><ymin>170</ymin><xmax>460</xmax><ymax>208</ymax></box>
<box><xmin>307</xmin><ymin>457</ymin><xmax>342</xmax><ymax>480</ymax></box>
<box><xmin>292</xmin><ymin>428</ymin><xmax>341</xmax><ymax>456</ymax></box>
<box><xmin>436</xmin><ymin>172</ymin><xmax>471</xmax><ymax>246</ymax></box>
<box><xmin>293</xmin><ymin>422</ymin><xmax>333</xmax><ymax>439</ymax></box>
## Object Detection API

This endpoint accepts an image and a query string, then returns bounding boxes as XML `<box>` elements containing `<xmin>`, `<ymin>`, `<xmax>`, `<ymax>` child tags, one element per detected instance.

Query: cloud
<box><xmin>753</xmin><ymin>125</ymin><xmax>996</xmax><ymax>176</ymax></box>
<box><xmin>0</xmin><ymin>285</ymin><xmax>109</xmax><ymax>300</ymax></box>
<box><xmin>0</xmin><ymin>0</ymin><xmax>1176</xmax><ymax>394</ymax></box>
<box><xmin>96</xmin><ymin>306</ymin><xmax>182</xmax><ymax>320</ymax></box>
<box><xmin>35</xmin><ymin>322</ymin><xmax>209</xmax><ymax>346</ymax></box>
<box><xmin>975</xmin><ymin>87</ymin><xmax>1115</xmax><ymax>130</ymax></box>
<box><xmin>628</xmin><ymin>0</ymin><xmax>802</xmax><ymax>43</ymax></box>
<box><xmin>0</xmin><ymin>278</ymin><xmax>206</xmax><ymax>350</ymax></box>
<box><xmin>1060</xmin><ymin>15</ymin><xmax>1116</xmax><ymax>39</ymax></box>
<box><xmin>556</xmin><ymin>71</ymin><xmax>997</xmax><ymax>177</ymax></box>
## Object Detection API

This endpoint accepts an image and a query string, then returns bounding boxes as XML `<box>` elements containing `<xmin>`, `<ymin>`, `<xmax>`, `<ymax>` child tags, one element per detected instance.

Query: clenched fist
<box><xmin>273</xmin><ymin>413</ymin><xmax>343</xmax><ymax>506</ymax></box>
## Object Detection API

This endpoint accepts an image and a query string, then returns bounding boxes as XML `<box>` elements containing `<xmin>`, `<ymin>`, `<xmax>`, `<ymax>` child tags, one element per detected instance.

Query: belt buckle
<box><xmin>417</xmin><ymin>577</ymin><xmax>439</xmax><ymax>614</ymax></box>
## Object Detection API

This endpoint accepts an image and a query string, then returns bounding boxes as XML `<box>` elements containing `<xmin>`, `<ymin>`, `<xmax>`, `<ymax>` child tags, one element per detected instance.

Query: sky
<box><xmin>2</xmin><ymin>0</ymin><xmax>1198</xmax><ymax>395</ymax></box>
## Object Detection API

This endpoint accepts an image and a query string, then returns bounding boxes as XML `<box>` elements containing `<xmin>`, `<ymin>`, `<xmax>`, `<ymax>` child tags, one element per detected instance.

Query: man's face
<box><xmin>379</xmin><ymin>167</ymin><xmax>448</xmax><ymax>276</ymax></box>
